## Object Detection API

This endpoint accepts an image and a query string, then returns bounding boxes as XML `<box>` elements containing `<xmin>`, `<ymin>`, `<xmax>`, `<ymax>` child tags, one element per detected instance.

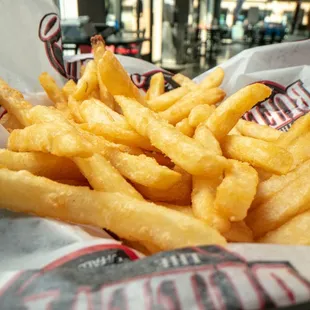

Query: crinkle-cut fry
<box><xmin>236</xmin><ymin>119</ymin><xmax>282</xmax><ymax>142</ymax></box>
<box><xmin>91</xmin><ymin>35</ymin><xmax>106</xmax><ymax>64</ymax></box>
<box><xmin>252</xmin><ymin>159</ymin><xmax>310</xmax><ymax>209</ymax></box>
<box><xmin>68</xmin><ymin>96</ymin><xmax>84</xmax><ymax>123</ymax></box>
<box><xmin>207</xmin><ymin>84</ymin><xmax>272</xmax><ymax>140</ymax></box>
<box><xmin>0</xmin><ymin>168</ymin><xmax>226</xmax><ymax>249</ymax></box>
<box><xmin>276</xmin><ymin>113</ymin><xmax>310</xmax><ymax>148</ymax></box>
<box><xmin>79</xmin><ymin>98</ymin><xmax>125</xmax><ymax>125</ymax></box>
<box><xmin>258</xmin><ymin>210</ymin><xmax>310</xmax><ymax>245</ymax></box>
<box><xmin>74</xmin><ymin>60</ymin><xmax>98</xmax><ymax>101</ymax></box>
<box><xmin>223</xmin><ymin>221</ymin><xmax>253</xmax><ymax>243</ymax></box>
<box><xmin>8</xmin><ymin>122</ymin><xmax>92</xmax><ymax>158</ymax></box>
<box><xmin>159</xmin><ymin>87</ymin><xmax>225</xmax><ymax>125</ymax></box>
<box><xmin>172</xmin><ymin>73</ymin><xmax>197</xmax><ymax>90</ymax></box>
<box><xmin>188</xmin><ymin>104</ymin><xmax>215</xmax><ymax>128</ymax></box>
<box><xmin>148</xmin><ymin>72</ymin><xmax>165</xmax><ymax>100</ymax></box>
<box><xmin>80</xmin><ymin>123</ymin><xmax>155</xmax><ymax>151</ymax></box>
<box><xmin>62</xmin><ymin>80</ymin><xmax>77</xmax><ymax>100</ymax></box>
<box><xmin>199</xmin><ymin>67</ymin><xmax>225</xmax><ymax>90</ymax></box>
<box><xmin>147</xmin><ymin>86</ymin><xmax>189</xmax><ymax>112</ymax></box>
<box><xmin>134</xmin><ymin>167</ymin><xmax>192</xmax><ymax>205</ymax></box>
<box><xmin>0</xmin><ymin>79</ymin><xmax>31</xmax><ymax>126</ymax></box>
<box><xmin>255</xmin><ymin>167</ymin><xmax>272</xmax><ymax>182</ymax></box>
<box><xmin>176</xmin><ymin>118</ymin><xmax>195</xmax><ymax>137</ymax></box>
<box><xmin>39</xmin><ymin>72</ymin><xmax>67</xmax><ymax>110</ymax></box>
<box><xmin>143</xmin><ymin>151</ymin><xmax>173</xmax><ymax>167</ymax></box>
<box><xmin>116</xmin><ymin>96</ymin><xmax>227</xmax><ymax>177</ymax></box>
<box><xmin>221</xmin><ymin>135</ymin><xmax>293</xmax><ymax>175</ymax></box>
<box><xmin>98</xmin><ymin>50</ymin><xmax>145</xmax><ymax>105</ymax></box>
<box><xmin>74</xmin><ymin>154</ymin><xmax>143</xmax><ymax>200</ymax></box>
<box><xmin>0</xmin><ymin>113</ymin><xmax>23</xmax><ymax>131</ymax></box>
<box><xmin>0</xmin><ymin>149</ymin><xmax>85</xmax><ymax>181</ymax></box>
<box><xmin>246</xmin><ymin>167</ymin><xmax>310</xmax><ymax>239</ymax></box>
<box><xmin>103</xmin><ymin>149</ymin><xmax>181</xmax><ymax>190</ymax></box>
<box><xmin>215</xmin><ymin>159</ymin><xmax>258</xmax><ymax>222</ymax></box>
<box><xmin>287</xmin><ymin>131</ymin><xmax>310</xmax><ymax>170</ymax></box>
<box><xmin>192</xmin><ymin>125</ymin><xmax>229</xmax><ymax>233</ymax></box>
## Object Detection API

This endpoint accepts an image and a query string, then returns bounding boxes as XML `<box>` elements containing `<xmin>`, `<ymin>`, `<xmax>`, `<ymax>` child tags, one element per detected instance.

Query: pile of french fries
<box><xmin>0</xmin><ymin>34</ymin><xmax>310</xmax><ymax>255</ymax></box>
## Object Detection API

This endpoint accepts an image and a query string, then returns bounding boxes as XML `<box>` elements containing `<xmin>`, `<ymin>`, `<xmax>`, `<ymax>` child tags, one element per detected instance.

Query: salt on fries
<box><xmin>0</xmin><ymin>34</ymin><xmax>310</xmax><ymax>253</ymax></box>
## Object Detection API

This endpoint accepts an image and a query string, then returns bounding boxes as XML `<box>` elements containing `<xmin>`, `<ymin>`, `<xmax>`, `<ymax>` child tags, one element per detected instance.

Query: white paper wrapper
<box><xmin>1</xmin><ymin>2</ymin><xmax>310</xmax><ymax>309</ymax></box>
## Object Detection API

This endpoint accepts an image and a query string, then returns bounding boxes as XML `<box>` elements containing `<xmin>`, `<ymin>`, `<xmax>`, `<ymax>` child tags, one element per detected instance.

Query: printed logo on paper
<box><xmin>0</xmin><ymin>245</ymin><xmax>309</xmax><ymax>309</ymax></box>
<box><xmin>243</xmin><ymin>80</ymin><xmax>310</xmax><ymax>132</ymax></box>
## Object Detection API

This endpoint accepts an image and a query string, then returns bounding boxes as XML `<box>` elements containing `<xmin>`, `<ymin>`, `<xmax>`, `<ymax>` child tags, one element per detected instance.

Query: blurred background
<box><xmin>56</xmin><ymin>0</ymin><xmax>310</xmax><ymax>77</ymax></box>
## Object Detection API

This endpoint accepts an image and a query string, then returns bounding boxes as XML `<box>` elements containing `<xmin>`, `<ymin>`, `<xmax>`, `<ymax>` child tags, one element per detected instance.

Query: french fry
<box><xmin>228</xmin><ymin>126</ymin><xmax>241</xmax><ymax>136</ymax></box>
<box><xmin>175</xmin><ymin>118</ymin><xmax>195</xmax><ymax>137</ymax></box>
<box><xmin>143</xmin><ymin>151</ymin><xmax>173</xmax><ymax>167</ymax></box>
<box><xmin>0</xmin><ymin>78</ymin><xmax>31</xmax><ymax>126</ymax></box>
<box><xmin>39</xmin><ymin>72</ymin><xmax>67</xmax><ymax>110</ymax></box>
<box><xmin>158</xmin><ymin>203</ymin><xmax>193</xmax><ymax>217</ymax></box>
<box><xmin>116</xmin><ymin>96</ymin><xmax>227</xmax><ymax>177</ymax></box>
<box><xmin>74</xmin><ymin>154</ymin><xmax>143</xmax><ymax>199</ymax></box>
<box><xmin>222</xmin><ymin>135</ymin><xmax>293</xmax><ymax>175</ymax></box>
<box><xmin>252</xmin><ymin>159</ymin><xmax>310</xmax><ymax>208</ymax></box>
<box><xmin>188</xmin><ymin>104</ymin><xmax>215</xmax><ymax>128</ymax></box>
<box><xmin>148</xmin><ymin>72</ymin><xmax>165</xmax><ymax>100</ymax></box>
<box><xmin>207</xmin><ymin>84</ymin><xmax>272</xmax><ymax>140</ymax></box>
<box><xmin>236</xmin><ymin>119</ymin><xmax>282</xmax><ymax>142</ymax></box>
<box><xmin>97</xmin><ymin>50</ymin><xmax>145</xmax><ymax>105</ymax></box>
<box><xmin>103</xmin><ymin>150</ymin><xmax>182</xmax><ymax>190</ymax></box>
<box><xmin>0</xmin><ymin>168</ymin><xmax>226</xmax><ymax>249</ymax></box>
<box><xmin>192</xmin><ymin>124</ymin><xmax>230</xmax><ymax>233</ymax></box>
<box><xmin>0</xmin><ymin>149</ymin><xmax>84</xmax><ymax>181</ymax></box>
<box><xmin>246</xmin><ymin>167</ymin><xmax>310</xmax><ymax>238</ymax></box>
<box><xmin>159</xmin><ymin>87</ymin><xmax>225</xmax><ymax>125</ymax></box>
<box><xmin>74</xmin><ymin>60</ymin><xmax>98</xmax><ymax>101</ymax></box>
<box><xmin>258</xmin><ymin>211</ymin><xmax>310</xmax><ymax>245</ymax></box>
<box><xmin>91</xmin><ymin>35</ymin><xmax>106</xmax><ymax>64</ymax></box>
<box><xmin>147</xmin><ymin>86</ymin><xmax>189</xmax><ymax>112</ymax></box>
<box><xmin>68</xmin><ymin>96</ymin><xmax>84</xmax><ymax>123</ymax></box>
<box><xmin>276</xmin><ymin>113</ymin><xmax>310</xmax><ymax>148</ymax></box>
<box><xmin>55</xmin><ymin>179</ymin><xmax>90</xmax><ymax>187</ymax></box>
<box><xmin>0</xmin><ymin>113</ymin><xmax>23</xmax><ymax>131</ymax></box>
<box><xmin>62</xmin><ymin>80</ymin><xmax>77</xmax><ymax>100</ymax></box>
<box><xmin>223</xmin><ymin>221</ymin><xmax>253</xmax><ymax>243</ymax></box>
<box><xmin>172</xmin><ymin>73</ymin><xmax>197</xmax><ymax>90</ymax></box>
<box><xmin>97</xmin><ymin>73</ymin><xmax>116</xmax><ymax>110</ymax></box>
<box><xmin>135</xmin><ymin>167</ymin><xmax>192</xmax><ymax>205</ymax></box>
<box><xmin>199</xmin><ymin>67</ymin><xmax>225</xmax><ymax>90</ymax></box>
<box><xmin>255</xmin><ymin>167</ymin><xmax>272</xmax><ymax>182</ymax></box>
<box><xmin>215</xmin><ymin>159</ymin><xmax>258</xmax><ymax>221</ymax></box>
<box><xmin>80</xmin><ymin>64</ymin><xmax>86</xmax><ymax>77</ymax></box>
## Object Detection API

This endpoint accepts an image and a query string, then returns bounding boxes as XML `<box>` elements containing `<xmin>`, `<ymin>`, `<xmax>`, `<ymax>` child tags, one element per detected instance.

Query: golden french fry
<box><xmin>258</xmin><ymin>211</ymin><xmax>310</xmax><ymax>245</ymax></box>
<box><xmin>215</xmin><ymin>159</ymin><xmax>258</xmax><ymax>222</ymax></box>
<box><xmin>255</xmin><ymin>167</ymin><xmax>272</xmax><ymax>182</ymax></box>
<box><xmin>143</xmin><ymin>151</ymin><xmax>173</xmax><ymax>167</ymax></box>
<box><xmin>246</xmin><ymin>167</ymin><xmax>310</xmax><ymax>238</ymax></box>
<box><xmin>8</xmin><ymin>122</ymin><xmax>92</xmax><ymax>158</ymax></box>
<box><xmin>228</xmin><ymin>126</ymin><xmax>241</xmax><ymax>136</ymax></box>
<box><xmin>122</xmin><ymin>239</ymin><xmax>161</xmax><ymax>255</ymax></box>
<box><xmin>68</xmin><ymin>96</ymin><xmax>84</xmax><ymax>123</ymax></box>
<box><xmin>252</xmin><ymin>159</ymin><xmax>310</xmax><ymax>208</ymax></box>
<box><xmin>97</xmin><ymin>50</ymin><xmax>145</xmax><ymax>105</ymax></box>
<box><xmin>135</xmin><ymin>167</ymin><xmax>192</xmax><ymax>205</ymax></box>
<box><xmin>222</xmin><ymin>135</ymin><xmax>293</xmax><ymax>175</ymax></box>
<box><xmin>207</xmin><ymin>84</ymin><xmax>272</xmax><ymax>140</ymax></box>
<box><xmin>287</xmin><ymin>131</ymin><xmax>310</xmax><ymax>170</ymax></box>
<box><xmin>175</xmin><ymin>118</ymin><xmax>195</xmax><ymax>137</ymax></box>
<box><xmin>0</xmin><ymin>79</ymin><xmax>31</xmax><ymax>126</ymax></box>
<box><xmin>55</xmin><ymin>179</ymin><xmax>90</xmax><ymax>187</ymax></box>
<box><xmin>223</xmin><ymin>221</ymin><xmax>253</xmax><ymax>243</ymax></box>
<box><xmin>172</xmin><ymin>73</ymin><xmax>197</xmax><ymax>90</ymax></box>
<box><xmin>236</xmin><ymin>119</ymin><xmax>282</xmax><ymax>142</ymax></box>
<box><xmin>194</xmin><ymin>123</ymin><xmax>222</xmax><ymax>154</ymax></box>
<box><xmin>159</xmin><ymin>88</ymin><xmax>225</xmax><ymax>125</ymax></box>
<box><xmin>0</xmin><ymin>168</ymin><xmax>226</xmax><ymax>249</ymax></box>
<box><xmin>0</xmin><ymin>149</ymin><xmax>84</xmax><ymax>181</ymax></box>
<box><xmin>97</xmin><ymin>72</ymin><xmax>116</xmax><ymax>110</ymax></box>
<box><xmin>103</xmin><ymin>149</ymin><xmax>181</xmax><ymax>190</ymax></box>
<box><xmin>62</xmin><ymin>80</ymin><xmax>77</xmax><ymax>100</ymax></box>
<box><xmin>74</xmin><ymin>154</ymin><xmax>143</xmax><ymax>199</ymax></box>
<box><xmin>39</xmin><ymin>72</ymin><xmax>67</xmax><ymax>110</ymax></box>
<box><xmin>74</xmin><ymin>60</ymin><xmax>98</xmax><ymax>101</ymax></box>
<box><xmin>276</xmin><ymin>113</ymin><xmax>310</xmax><ymax>148</ymax></box>
<box><xmin>188</xmin><ymin>104</ymin><xmax>215</xmax><ymax>128</ymax></box>
<box><xmin>147</xmin><ymin>86</ymin><xmax>189</xmax><ymax>112</ymax></box>
<box><xmin>0</xmin><ymin>113</ymin><xmax>23</xmax><ymax>131</ymax></box>
<box><xmin>148</xmin><ymin>72</ymin><xmax>165</xmax><ymax>100</ymax></box>
<box><xmin>199</xmin><ymin>67</ymin><xmax>225</xmax><ymax>89</ymax></box>
<box><xmin>116</xmin><ymin>96</ymin><xmax>227</xmax><ymax>177</ymax></box>
<box><xmin>158</xmin><ymin>203</ymin><xmax>193</xmax><ymax>217</ymax></box>
<box><xmin>91</xmin><ymin>35</ymin><xmax>106</xmax><ymax>64</ymax></box>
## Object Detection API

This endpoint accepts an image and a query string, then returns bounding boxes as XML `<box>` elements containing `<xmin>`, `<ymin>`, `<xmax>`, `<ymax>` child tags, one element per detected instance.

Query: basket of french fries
<box><xmin>1</xmin><ymin>27</ymin><xmax>310</xmax><ymax>308</ymax></box>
